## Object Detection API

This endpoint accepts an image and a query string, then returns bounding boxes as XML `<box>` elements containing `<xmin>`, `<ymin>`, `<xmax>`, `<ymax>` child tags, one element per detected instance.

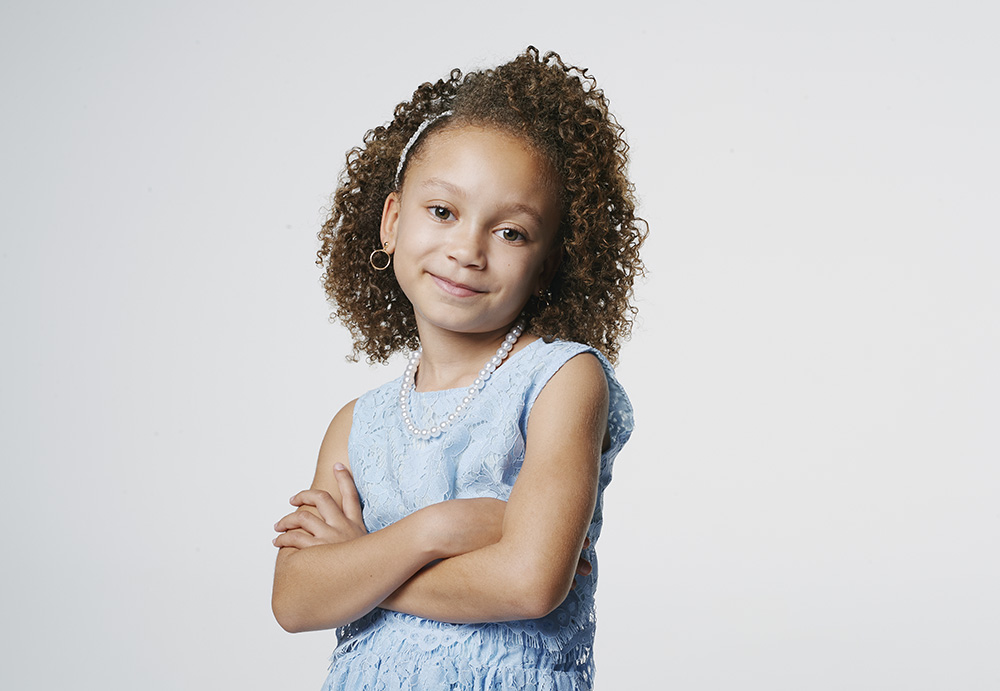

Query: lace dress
<box><xmin>322</xmin><ymin>339</ymin><xmax>634</xmax><ymax>690</ymax></box>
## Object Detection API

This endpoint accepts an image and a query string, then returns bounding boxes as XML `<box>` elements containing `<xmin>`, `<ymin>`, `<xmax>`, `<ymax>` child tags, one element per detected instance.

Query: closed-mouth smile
<box><xmin>430</xmin><ymin>274</ymin><xmax>484</xmax><ymax>298</ymax></box>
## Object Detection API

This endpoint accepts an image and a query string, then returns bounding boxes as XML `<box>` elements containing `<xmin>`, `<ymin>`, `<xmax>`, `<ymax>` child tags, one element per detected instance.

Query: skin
<box><xmin>271</xmin><ymin>125</ymin><xmax>609</xmax><ymax>632</ymax></box>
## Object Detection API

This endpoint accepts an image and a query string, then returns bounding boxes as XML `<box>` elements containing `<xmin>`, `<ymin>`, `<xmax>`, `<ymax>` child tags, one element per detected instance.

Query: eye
<box><xmin>430</xmin><ymin>205</ymin><xmax>454</xmax><ymax>221</ymax></box>
<box><xmin>494</xmin><ymin>227</ymin><xmax>525</xmax><ymax>243</ymax></box>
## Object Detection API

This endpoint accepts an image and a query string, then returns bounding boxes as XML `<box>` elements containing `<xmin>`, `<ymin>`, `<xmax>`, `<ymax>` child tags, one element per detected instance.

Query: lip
<box><xmin>430</xmin><ymin>273</ymin><xmax>485</xmax><ymax>298</ymax></box>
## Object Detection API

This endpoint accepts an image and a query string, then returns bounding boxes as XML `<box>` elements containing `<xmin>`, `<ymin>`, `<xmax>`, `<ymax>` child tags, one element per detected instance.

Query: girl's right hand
<box><xmin>273</xmin><ymin>464</ymin><xmax>367</xmax><ymax>549</ymax></box>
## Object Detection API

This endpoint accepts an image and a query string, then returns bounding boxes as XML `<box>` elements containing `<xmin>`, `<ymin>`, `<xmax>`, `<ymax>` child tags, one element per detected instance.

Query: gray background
<box><xmin>2</xmin><ymin>1</ymin><xmax>997</xmax><ymax>688</ymax></box>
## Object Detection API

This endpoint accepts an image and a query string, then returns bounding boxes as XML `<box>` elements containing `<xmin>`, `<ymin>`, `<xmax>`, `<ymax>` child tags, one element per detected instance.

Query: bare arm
<box><xmin>380</xmin><ymin>353</ymin><xmax>609</xmax><ymax>623</ymax></box>
<box><xmin>270</xmin><ymin>400</ymin><xmax>504</xmax><ymax>632</ymax></box>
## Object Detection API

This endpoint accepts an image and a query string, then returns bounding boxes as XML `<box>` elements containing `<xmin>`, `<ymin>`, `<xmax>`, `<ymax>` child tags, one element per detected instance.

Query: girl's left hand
<box><xmin>273</xmin><ymin>464</ymin><xmax>367</xmax><ymax>549</ymax></box>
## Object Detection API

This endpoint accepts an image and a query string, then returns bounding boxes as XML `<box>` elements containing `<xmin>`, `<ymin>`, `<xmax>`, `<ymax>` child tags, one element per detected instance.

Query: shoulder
<box><xmin>317</xmin><ymin>398</ymin><xmax>358</xmax><ymax>471</ymax></box>
<box><xmin>537</xmin><ymin>349</ymin><xmax>608</xmax><ymax>403</ymax></box>
<box><xmin>327</xmin><ymin>398</ymin><xmax>359</xmax><ymax>435</ymax></box>
<box><xmin>352</xmin><ymin>375</ymin><xmax>403</xmax><ymax>415</ymax></box>
<box><xmin>530</xmin><ymin>350</ymin><xmax>608</xmax><ymax>426</ymax></box>
<box><xmin>523</xmin><ymin>339</ymin><xmax>634</xmax><ymax>458</ymax></box>
<box><xmin>521</xmin><ymin>339</ymin><xmax>609</xmax><ymax>409</ymax></box>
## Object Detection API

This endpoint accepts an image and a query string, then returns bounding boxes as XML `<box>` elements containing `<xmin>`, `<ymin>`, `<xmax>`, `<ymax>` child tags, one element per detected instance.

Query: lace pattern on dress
<box><xmin>327</xmin><ymin>339</ymin><xmax>633</xmax><ymax>689</ymax></box>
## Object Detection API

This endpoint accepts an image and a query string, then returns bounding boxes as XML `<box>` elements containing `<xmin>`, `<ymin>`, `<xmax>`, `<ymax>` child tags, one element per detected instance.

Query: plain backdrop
<box><xmin>2</xmin><ymin>1</ymin><xmax>997</xmax><ymax>689</ymax></box>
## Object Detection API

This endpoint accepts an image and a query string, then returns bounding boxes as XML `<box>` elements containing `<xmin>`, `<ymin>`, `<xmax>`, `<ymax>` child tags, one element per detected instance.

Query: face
<box><xmin>380</xmin><ymin>125</ymin><xmax>562</xmax><ymax>339</ymax></box>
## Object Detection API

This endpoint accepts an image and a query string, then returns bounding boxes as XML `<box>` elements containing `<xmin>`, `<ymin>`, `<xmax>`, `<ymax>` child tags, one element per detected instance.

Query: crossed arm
<box><xmin>271</xmin><ymin>353</ymin><xmax>609</xmax><ymax>633</ymax></box>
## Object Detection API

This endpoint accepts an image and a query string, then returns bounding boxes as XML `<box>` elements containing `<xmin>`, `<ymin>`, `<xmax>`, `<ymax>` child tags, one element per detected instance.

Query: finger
<box><xmin>289</xmin><ymin>488</ymin><xmax>335</xmax><ymax>508</ymax></box>
<box><xmin>273</xmin><ymin>529</ymin><xmax>322</xmax><ymax>549</ymax></box>
<box><xmin>334</xmin><ymin>464</ymin><xmax>364</xmax><ymax>525</ymax></box>
<box><xmin>274</xmin><ymin>510</ymin><xmax>311</xmax><ymax>533</ymax></box>
<box><xmin>311</xmin><ymin>487</ymin><xmax>348</xmax><ymax>528</ymax></box>
<box><xmin>275</xmin><ymin>510</ymin><xmax>330</xmax><ymax>536</ymax></box>
<box><xmin>291</xmin><ymin>489</ymin><xmax>348</xmax><ymax>529</ymax></box>
<box><xmin>274</xmin><ymin>532</ymin><xmax>317</xmax><ymax>549</ymax></box>
<box><xmin>576</xmin><ymin>557</ymin><xmax>592</xmax><ymax>576</ymax></box>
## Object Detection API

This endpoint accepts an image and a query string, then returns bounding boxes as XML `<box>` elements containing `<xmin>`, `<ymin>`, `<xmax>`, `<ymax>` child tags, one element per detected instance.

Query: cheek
<box><xmin>396</xmin><ymin>225</ymin><xmax>434</xmax><ymax>256</ymax></box>
<box><xmin>390</xmin><ymin>236</ymin><xmax>430</xmax><ymax>291</ymax></box>
<box><xmin>392</xmin><ymin>232</ymin><xmax>419</xmax><ymax>265</ymax></box>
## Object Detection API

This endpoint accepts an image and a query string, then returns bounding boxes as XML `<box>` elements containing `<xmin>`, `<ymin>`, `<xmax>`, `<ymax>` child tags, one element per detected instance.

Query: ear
<box><xmin>536</xmin><ymin>242</ymin><xmax>563</xmax><ymax>292</ymax></box>
<box><xmin>379</xmin><ymin>192</ymin><xmax>400</xmax><ymax>251</ymax></box>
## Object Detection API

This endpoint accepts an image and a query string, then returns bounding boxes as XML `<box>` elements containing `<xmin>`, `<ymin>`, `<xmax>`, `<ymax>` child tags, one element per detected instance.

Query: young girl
<box><xmin>272</xmin><ymin>47</ymin><xmax>646</xmax><ymax>690</ymax></box>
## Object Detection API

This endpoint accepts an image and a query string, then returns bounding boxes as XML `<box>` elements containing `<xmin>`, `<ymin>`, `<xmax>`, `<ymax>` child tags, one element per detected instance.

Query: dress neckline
<box><xmin>409</xmin><ymin>337</ymin><xmax>544</xmax><ymax>396</ymax></box>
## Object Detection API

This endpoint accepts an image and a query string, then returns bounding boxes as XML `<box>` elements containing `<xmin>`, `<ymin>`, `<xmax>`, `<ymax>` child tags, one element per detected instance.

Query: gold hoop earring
<box><xmin>370</xmin><ymin>242</ymin><xmax>391</xmax><ymax>271</ymax></box>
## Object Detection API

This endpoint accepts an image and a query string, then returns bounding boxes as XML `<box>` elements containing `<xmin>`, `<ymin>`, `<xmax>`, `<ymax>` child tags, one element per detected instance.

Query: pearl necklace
<box><xmin>399</xmin><ymin>323</ymin><xmax>524</xmax><ymax>440</ymax></box>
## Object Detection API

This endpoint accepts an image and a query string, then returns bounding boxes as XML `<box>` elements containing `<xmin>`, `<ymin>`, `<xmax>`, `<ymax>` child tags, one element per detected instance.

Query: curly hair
<box><xmin>317</xmin><ymin>46</ymin><xmax>646</xmax><ymax>364</ymax></box>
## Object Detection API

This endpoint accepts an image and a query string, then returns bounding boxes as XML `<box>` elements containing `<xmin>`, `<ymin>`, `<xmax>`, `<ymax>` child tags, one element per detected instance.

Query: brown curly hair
<box><xmin>317</xmin><ymin>46</ymin><xmax>646</xmax><ymax>364</ymax></box>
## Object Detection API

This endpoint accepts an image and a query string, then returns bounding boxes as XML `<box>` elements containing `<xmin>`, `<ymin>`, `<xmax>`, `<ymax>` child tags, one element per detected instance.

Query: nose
<box><xmin>446</xmin><ymin>224</ymin><xmax>487</xmax><ymax>269</ymax></box>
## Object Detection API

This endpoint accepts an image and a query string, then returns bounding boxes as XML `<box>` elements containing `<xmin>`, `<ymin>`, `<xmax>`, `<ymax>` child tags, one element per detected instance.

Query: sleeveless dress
<box><xmin>322</xmin><ymin>339</ymin><xmax>634</xmax><ymax>691</ymax></box>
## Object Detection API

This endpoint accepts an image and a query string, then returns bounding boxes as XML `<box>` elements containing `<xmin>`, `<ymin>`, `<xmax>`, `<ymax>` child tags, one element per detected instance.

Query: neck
<box><xmin>412</xmin><ymin>322</ymin><xmax>532</xmax><ymax>392</ymax></box>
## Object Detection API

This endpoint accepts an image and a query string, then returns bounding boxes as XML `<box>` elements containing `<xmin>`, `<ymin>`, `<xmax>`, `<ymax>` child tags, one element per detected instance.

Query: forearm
<box><xmin>272</xmin><ymin>511</ymin><xmax>437</xmax><ymax>633</ymax></box>
<box><xmin>381</xmin><ymin>537</ymin><xmax>580</xmax><ymax>624</ymax></box>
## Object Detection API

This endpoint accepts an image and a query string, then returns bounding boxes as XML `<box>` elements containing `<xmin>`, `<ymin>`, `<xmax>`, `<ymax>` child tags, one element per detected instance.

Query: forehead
<box><xmin>405</xmin><ymin>124</ymin><xmax>560</xmax><ymax>205</ymax></box>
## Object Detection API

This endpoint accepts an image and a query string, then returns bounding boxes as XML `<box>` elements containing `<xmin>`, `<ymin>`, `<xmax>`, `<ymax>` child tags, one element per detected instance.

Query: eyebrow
<box><xmin>420</xmin><ymin>177</ymin><xmax>547</xmax><ymax>227</ymax></box>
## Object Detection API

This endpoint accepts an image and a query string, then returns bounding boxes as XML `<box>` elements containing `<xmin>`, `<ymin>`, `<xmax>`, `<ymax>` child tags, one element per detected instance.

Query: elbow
<box><xmin>272</xmin><ymin>556</ymin><xmax>308</xmax><ymax>633</ymax></box>
<box><xmin>272</xmin><ymin>556</ymin><xmax>335</xmax><ymax>633</ymax></box>
<box><xmin>273</xmin><ymin>580</ymin><xmax>352</xmax><ymax>633</ymax></box>
<box><xmin>272</xmin><ymin>590</ymin><xmax>310</xmax><ymax>633</ymax></box>
<box><xmin>273</xmin><ymin>590</ymin><xmax>346</xmax><ymax>633</ymax></box>
<box><xmin>274</xmin><ymin>611</ymin><xmax>306</xmax><ymax>634</ymax></box>
<box><xmin>272</xmin><ymin>572</ymin><xmax>355</xmax><ymax>633</ymax></box>
<box><xmin>509</xmin><ymin>565</ymin><xmax>574</xmax><ymax>620</ymax></box>
<box><xmin>273</xmin><ymin>606</ymin><xmax>309</xmax><ymax>634</ymax></box>
<box><xmin>517</xmin><ymin>597</ymin><xmax>562</xmax><ymax>621</ymax></box>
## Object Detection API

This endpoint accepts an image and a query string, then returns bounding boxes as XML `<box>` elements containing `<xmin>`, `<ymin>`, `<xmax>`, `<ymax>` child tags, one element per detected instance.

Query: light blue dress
<box><xmin>322</xmin><ymin>339</ymin><xmax>633</xmax><ymax>690</ymax></box>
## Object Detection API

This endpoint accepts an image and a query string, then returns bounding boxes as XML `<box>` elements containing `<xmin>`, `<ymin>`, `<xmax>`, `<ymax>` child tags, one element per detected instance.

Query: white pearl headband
<box><xmin>394</xmin><ymin>110</ymin><xmax>454</xmax><ymax>188</ymax></box>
